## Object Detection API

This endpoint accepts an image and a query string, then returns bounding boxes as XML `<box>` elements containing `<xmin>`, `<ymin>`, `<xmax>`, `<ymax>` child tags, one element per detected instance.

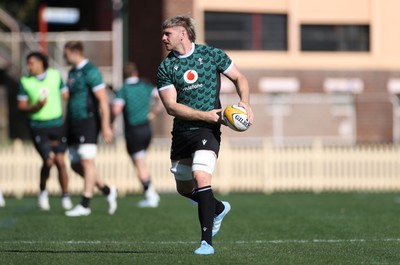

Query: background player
<box><xmin>17</xmin><ymin>51</ymin><xmax>72</xmax><ymax>211</ymax></box>
<box><xmin>112</xmin><ymin>62</ymin><xmax>162</xmax><ymax>208</ymax></box>
<box><xmin>157</xmin><ymin>16</ymin><xmax>254</xmax><ymax>255</ymax></box>
<box><xmin>63</xmin><ymin>41</ymin><xmax>117</xmax><ymax>217</ymax></box>
<box><xmin>0</xmin><ymin>190</ymin><xmax>5</xmax><ymax>207</ymax></box>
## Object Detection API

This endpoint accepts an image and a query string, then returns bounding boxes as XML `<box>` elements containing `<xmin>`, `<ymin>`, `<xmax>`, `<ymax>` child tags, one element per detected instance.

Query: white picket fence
<box><xmin>1</xmin><ymin>138</ymin><xmax>400</xmax><ymax>197</ymax></box>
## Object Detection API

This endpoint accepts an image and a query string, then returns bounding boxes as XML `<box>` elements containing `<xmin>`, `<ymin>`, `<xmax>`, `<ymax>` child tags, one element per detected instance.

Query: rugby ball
<box><xmin>223</xmin><ymin>104</ymin><xmax>250</xmax><ymax>132</ymax></box>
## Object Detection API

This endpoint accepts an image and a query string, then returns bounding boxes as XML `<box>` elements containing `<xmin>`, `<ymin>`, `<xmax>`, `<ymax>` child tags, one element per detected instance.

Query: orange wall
<box><xmin>298</xmin><ymin>0</ymin><xmax>370</xmax><ymax>23</ymax></box>
<box><xmin>194</xmin><ymin>0</ymin><xmax>400</xmax><ymax>71</ymax></box>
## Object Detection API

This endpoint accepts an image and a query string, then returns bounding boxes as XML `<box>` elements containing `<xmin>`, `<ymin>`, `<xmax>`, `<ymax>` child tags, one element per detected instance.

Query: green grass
<box><xmin>1</xmin><ymin>193</ymin><xmax>400</xmax><ymax>264</ymax></box>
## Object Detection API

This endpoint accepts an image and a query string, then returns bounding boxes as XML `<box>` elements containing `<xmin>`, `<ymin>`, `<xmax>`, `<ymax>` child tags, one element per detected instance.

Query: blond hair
<box><xmin>162</xmin><ymin>15</ymin><xmax>196</xmax><ymax>42</ymax></box>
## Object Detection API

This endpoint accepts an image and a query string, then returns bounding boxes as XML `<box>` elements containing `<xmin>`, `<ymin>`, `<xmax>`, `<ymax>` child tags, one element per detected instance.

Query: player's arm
<box><xmin>110</xmin><ymin>100</ymin><xmax>123</xmax><ymax>132</ymax></box>
<box><xmin>17</xmin><ymin>82</ymin><xmax>46</xmax><ymax>113</ymax></box>
<box><xmin>59</xmin><ymin>75</ymin><xmax>69</xmax><ymax>101</ymax></box>
<box><xmin>112</xmin><ymin>101</ymin><xmax>124</xmax><ymax>118</ymax></box>
<box><xmin>17</xmin><ymin>98</ymin><xmax>46</xmax><ymax>113</ymax></box>
<box><xmin>158</xmin><ymin>86</ymin><xmax>221</xmax><ymax>124</ymax></box>
<box><xmin>111</xmin><ymin>87</ymin><xmax>124</xmax><ymax>118</ymax></box>
<box><xmin>62</xmin><ymin>90</ymin><xmax>69</xmax><ymax>101</ymax></box>
<box><xmin>61</xmin><ymin>85</ymin><xmax>69</xmax><ymax>101</ymax></box>
<box><xmin>224</xmin><ymin>64</ymin><xmax>254</xmax><ymax>124</ymax></box>
<box><xmin>111</xmin><ymin>87</ymin><xmax>124</xmax><ymax>129</ymax></box>
<box><xmin>148</xmin><ymin>88</ymin><xmax>163</xmax><ymax>121</ymax></box>
<box><xmin>93</xmin><ymin>86</ymin><xmax>113</xmax><ymax>143</ymax></box>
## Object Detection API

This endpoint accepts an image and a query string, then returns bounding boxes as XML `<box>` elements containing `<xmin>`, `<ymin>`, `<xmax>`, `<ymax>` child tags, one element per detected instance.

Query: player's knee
<box><xmin>193</xmin><ymin>172</ymin><xmax>212</xmax><ymax>187</ymax></box>
<box><xmin>170</xmin><ymin>162</ymin><xmax>192</xmax><ymax>182</ymax></box>
<box><xmin>176</xmin><ymin>183</ymin><xmax>193</xmax><ymax>196</ymax></box>
<box><xmin>192</xmin><ymin>150</ymin><xmax>217</xmax><ymax>175</ymax></box>
<box><xmin>69</xmin><ymin>144</ymin><xmax>97</xmax><ymax>164</ymax></box>
<box><xmin>44</xmin><ymin>156</ymin><xmax>54</xmax><ymax>168</ymax></box>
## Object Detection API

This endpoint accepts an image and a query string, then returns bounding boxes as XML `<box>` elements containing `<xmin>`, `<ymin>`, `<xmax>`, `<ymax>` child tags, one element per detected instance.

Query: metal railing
<box><xmin>0</xmin><ymin>7</ymin><xmax>21</xmax><ymax>75</ymax></box>
<box><xmin>1</xmin><ymin>31</ymin><xmax>113</xmax><ymax>83</ymax></box>
<box><xmin>0</xmin><ymin>6</ymin><xmax>120</xmax><ymax>86</ymax></box>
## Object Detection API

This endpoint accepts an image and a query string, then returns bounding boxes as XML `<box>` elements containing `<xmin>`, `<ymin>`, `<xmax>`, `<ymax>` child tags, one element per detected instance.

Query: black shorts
<box><xmin>125</xmin><ymin>123</ymin><xmax>152</xmax><ymax>155</ymax></box>
<box><xmin>29</xmin><ymin>125</ymin><xmax>67</xmax><ymax>160</ymax></box>
<box><xmin>170</xmin><ymin>128</ymin><xmax>221</xmax><ymax>161</ymax></box>
<box><xmin>67</xmin><ymin>117</ymin><xmax>100</xmax><ymax>145</ymax></box>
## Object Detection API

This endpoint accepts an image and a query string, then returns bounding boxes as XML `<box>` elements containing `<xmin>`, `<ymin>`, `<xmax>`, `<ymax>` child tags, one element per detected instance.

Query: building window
<box><xmin>205</xmin><ymin>12</ymin><xmax>287</xmax><ymax>51</ymax></box>
<box><xmin>301</xmin><ymin>25</ymin><xmax>370</xmax><ymax>52</ymax></box>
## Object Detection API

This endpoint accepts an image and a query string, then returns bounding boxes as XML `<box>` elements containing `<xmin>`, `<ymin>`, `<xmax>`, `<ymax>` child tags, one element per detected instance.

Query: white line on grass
<box><xmin>1</xmin><ymin>238</ymin><xmax>400</xmax><ymax>245</ymax></box>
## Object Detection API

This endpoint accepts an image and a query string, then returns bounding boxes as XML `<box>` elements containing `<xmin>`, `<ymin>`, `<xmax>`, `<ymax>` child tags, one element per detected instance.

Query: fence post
<box><xmin>263</xmin><ymin>139</ymin><xmax>274</xmax><ymax>193</ymax></box>
<box><xmin>312</xmin><ymin>138</ymin><xmax>323</xmax><ymax>193</ymax></box>
<box><xmin>218</xmin><ymin>138</ymin><xmax>232</xmax><ymax>195</ymax></box>
<box><xmin>114</xmin><ymin>139</ymin><xmax>129</xmax><ymax>196</ymax></box>
<box><xmin>13</xmin><ymin>139</ymin><xmax>24</xmax><ymax>198</ymax></box>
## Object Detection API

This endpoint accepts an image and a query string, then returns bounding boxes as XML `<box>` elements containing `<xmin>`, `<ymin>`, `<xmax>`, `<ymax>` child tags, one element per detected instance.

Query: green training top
<box><xmin>114</xmin><ymin>77</ymin><xmax>155</xmax><ymax>127</ymax></box>
<box><xmin>66</xmin><ymin>60</ymin><xmax>104</xmax><ymax>121</ymax></box>
<box><xmin>157</xmin><ymin>43</ymin><xmax>233</xmax><ymax>131</ymax></box>
<box><xmin>18</xmin><ymin>68</ymin><xmax>65</xmax><ymax>128</ymax></box>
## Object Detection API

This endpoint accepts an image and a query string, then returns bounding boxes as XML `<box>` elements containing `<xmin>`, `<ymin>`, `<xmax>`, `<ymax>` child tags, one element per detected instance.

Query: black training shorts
<box><xmin>29</xmin><ymin>125</ymin><xmax>68</xmax><ymax>160</ymax></box>
<box><xmin>170</xmin><ymin>128</ymin><xmax>221</xmax><ymax>161</ymax></box>
<box><xmin>125</xmin><ymin>123</ymin><xmax>152</xmax><ymax>155</ymax></box>
<box><xmin>67</xmin><ymin>116</ymin><xmax>100</xmax><ymax>145</ymax></box>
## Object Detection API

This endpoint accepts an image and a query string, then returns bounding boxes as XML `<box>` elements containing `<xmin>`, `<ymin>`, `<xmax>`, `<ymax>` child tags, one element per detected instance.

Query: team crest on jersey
<box><xmin>183</xmin><ymin>70</ymin><xmax>198</xmax><ymax>84</ymax></box>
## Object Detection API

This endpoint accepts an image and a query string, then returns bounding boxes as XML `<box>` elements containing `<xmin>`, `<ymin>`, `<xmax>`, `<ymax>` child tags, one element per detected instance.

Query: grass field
<box><xmin>1</xmin><ymin>193</ymin><xmax>400</xmax><ymax>265</ymax></box>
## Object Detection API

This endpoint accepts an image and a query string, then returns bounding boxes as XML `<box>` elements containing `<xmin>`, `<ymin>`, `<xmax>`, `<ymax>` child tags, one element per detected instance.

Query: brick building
<box><xmin>2</xmin><ymin>0</ymin><xmax>400</xmax><ymax>145</ymax></box>
<box><xmin>125</xmin><ymin>0</ymin><xmax>400</xmax><ymax>145</ymax></box>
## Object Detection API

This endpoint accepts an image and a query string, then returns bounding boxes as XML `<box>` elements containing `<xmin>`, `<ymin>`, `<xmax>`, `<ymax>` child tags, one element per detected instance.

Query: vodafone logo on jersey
<box><xmin>183</xmin><ymin>70</ymin><xmax>198</xmax><ymax>84</ymax></box>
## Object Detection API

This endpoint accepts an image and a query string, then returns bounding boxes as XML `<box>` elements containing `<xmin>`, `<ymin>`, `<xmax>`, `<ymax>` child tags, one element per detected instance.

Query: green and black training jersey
<box><xmin>114</xmin><ymin>77</ymin><xmax>155</xmax><ymax>127</ymax></box>
<box><xmin>66</xmin><ymin>60</ymin><xmax>105</xmax><ymax>121</ymax></box>
<box><xmin>157</xmin><ymin>43</ymin><xmax>233</xmax><ymax>131</ymax></box>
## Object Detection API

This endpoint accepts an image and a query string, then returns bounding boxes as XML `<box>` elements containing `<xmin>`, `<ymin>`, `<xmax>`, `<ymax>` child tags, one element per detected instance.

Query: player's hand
<box><xmin>39</xmin><ymin>97</ymin><xmax>47</xmax><ymax>104</ymax></box>
<box><xmin>218</xmin><ymin>110</ymin><xmax>227</xmax><ymax>126</ymax></box>
<box><xmin>102</xmin><ymin>126</ymin><xmax>114</xmax><ymax>144</ymax></box>
<box><xmin>207</xmin><ymin>108</ymin><xmax>223</xmax><ymax>124</ymax></box>
<box><xmin>238</xmin><ymin>101</ymin><xmax>254</xmax><ymax>125</ymax></box>
<box><xmin>34</xmin><ymin>98</ymin><xmax>47</xmax><ymax>111</ymax></box>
